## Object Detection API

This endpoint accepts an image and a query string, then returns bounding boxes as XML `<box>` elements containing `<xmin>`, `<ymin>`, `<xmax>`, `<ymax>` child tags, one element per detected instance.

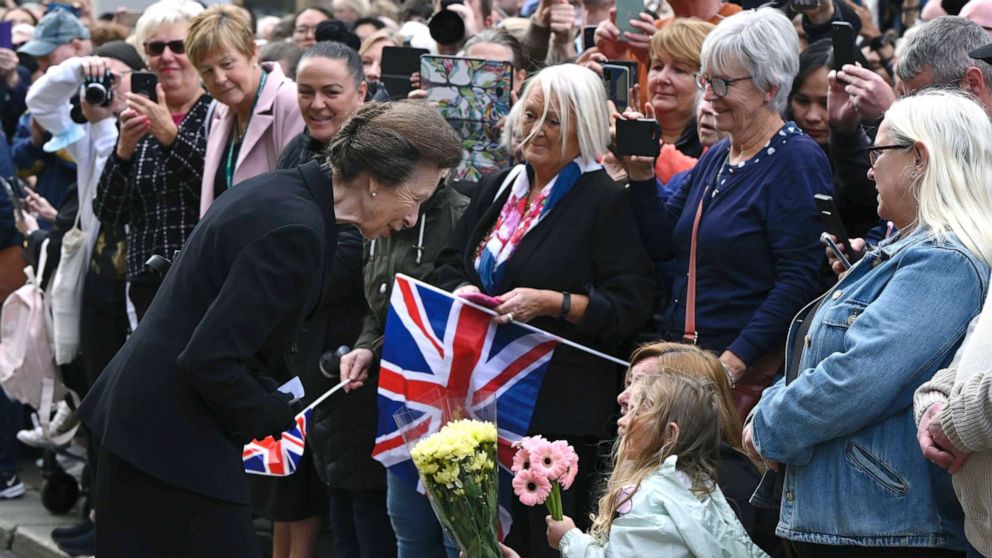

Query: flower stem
<box><xmin>547</xmin><ymin>481</ymin><xmax>563</xmax><ymax>521</ymax></box>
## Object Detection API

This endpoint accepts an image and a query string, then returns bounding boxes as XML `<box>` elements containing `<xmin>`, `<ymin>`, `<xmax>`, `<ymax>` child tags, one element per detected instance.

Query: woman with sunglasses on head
<box><xmin>618</xmin><ymin>8</ymin><xmax>832</xmax><ymax>418</ymax></box>
<box><xmin>188</xmin><ymin>5</ymin><xmax>304</xmax><ymax>216</ymax></box>
<box><xmin>747</xmin><ymin>89</ymin><xmax>992</xmax><ymax>557</ymax></box>
<box><xmin>94</xmin><ymin>0</ymin><xmax>210</xmax><ymax>319</ymax></box>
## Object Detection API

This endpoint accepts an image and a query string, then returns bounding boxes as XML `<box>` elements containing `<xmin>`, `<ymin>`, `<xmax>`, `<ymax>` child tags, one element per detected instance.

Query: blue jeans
<box><xmin>0</xmin><ymin>389</ymin><xmax>22</xmax><ymax>473</ymax></box>
<box><xmin>386</xmin><ymin>472</ymin><xmax>458</xmax><ymax>558</ymax></box>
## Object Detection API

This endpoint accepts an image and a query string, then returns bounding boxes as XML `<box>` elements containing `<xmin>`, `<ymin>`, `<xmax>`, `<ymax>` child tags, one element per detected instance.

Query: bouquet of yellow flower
<box><xmin>409</xmin><ymin>418</ymin><xmax>501</xmax><ymax>558</ymax></box>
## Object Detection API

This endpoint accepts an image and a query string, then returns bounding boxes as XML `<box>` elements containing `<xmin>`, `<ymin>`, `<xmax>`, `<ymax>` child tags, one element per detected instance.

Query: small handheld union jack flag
<box><xmin>243</xmin><ymin>408</ymin><xmax>312</xmax><ymax>476</ymax></box>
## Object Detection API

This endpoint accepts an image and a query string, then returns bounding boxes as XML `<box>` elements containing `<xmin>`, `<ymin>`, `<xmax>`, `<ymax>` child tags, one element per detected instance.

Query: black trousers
<box><xmin>794</xmin><ymin>542</ymin><xmax>965</xmax><ymax>558</ymax></box>
<box><xmin>328</xmin><ymin>488</ymin><xmax>397</xmax><ymax>558</ymax></box>
<box><xmin>79</xmin><ymin>272</ymin><xmax>128</xmax><ymax>511</ymax></box>
<box><xmin>128</xmin><ymin>278</ymin><xmax>162</xmax><ymax>322</ymax></box>
<box><xmin>95</xmin><ymin>448</ymin><xmax>262</xmax><ymax>558</ymax></box>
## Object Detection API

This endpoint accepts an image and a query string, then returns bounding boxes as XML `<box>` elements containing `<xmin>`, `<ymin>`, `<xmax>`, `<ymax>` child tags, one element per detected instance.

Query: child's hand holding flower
<box><xmin>545</xmin><ymin>514</ymin><xmax>576</xmax><ymax>550</ymax></box>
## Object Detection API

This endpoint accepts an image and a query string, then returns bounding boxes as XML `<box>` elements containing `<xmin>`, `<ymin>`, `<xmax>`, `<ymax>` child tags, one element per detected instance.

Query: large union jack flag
<box><xmin>243</xmin><ymin>408</ymin><xmax>311</xmax><ymax>476</ymax></box>
<box><xmin>373</xmin><ymin>275</ymin><xmax>558</xmax><ymax>536</ymax></box>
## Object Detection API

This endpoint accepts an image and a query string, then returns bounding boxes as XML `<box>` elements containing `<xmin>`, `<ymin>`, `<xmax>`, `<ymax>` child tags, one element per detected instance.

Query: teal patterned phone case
<box><xmin>421</xmin><ymin>55</ymin><xmax>513</xmax><ymax>182</ymax></box>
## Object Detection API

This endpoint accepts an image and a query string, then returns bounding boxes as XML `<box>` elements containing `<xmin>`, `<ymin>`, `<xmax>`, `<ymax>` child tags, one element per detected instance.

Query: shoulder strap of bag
<box><xmin>26</xmin><ymin>238</ymin><xmax>50</xmax><ymax>289</ymax></box>
<box><xmin>683</xmin><ymin>186</ymin><xmax>710</xmax><ymax>344</ymax></box>
<box><xmin>785</xmin><ymin>292</ymin><xmax>828</xmax><ymax>384</ymax></box>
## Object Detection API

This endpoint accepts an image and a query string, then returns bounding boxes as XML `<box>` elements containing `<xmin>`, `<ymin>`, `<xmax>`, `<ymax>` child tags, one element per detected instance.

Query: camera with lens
<box><xmin>83</xmin><ymin>72</ymin><xmax>115</xmax><ymax>107</ymax></box>
<box><xmin>429</xmin><ymin>0</ymin><xmax>467</xmax><ymax>46</ymax></box>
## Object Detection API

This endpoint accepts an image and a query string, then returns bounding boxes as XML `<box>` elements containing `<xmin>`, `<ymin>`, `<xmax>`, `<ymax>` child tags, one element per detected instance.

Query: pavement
<box><xmin>0</xmin><ymin>449</ymin><xmax>79</xmax><ymax>558</ymax></box>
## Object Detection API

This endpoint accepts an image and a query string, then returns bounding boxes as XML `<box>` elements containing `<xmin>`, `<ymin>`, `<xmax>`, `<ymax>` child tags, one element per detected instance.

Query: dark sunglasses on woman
<box><xmin>144</xmin><ymin>40</ymin><xmax>186</xmax><ymax>57</ymax></box>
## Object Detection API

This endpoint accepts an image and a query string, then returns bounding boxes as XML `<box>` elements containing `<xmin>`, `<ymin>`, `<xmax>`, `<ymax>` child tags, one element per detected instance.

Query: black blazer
<box><xmin>433</xmin><ymin>167</ymin><xmax>655</xmax><ymax>437</ymax></box>
<box><xmin>78</xmin><ymin>161</ymin><xmax>337</xmax><ymax>505</ymax></box>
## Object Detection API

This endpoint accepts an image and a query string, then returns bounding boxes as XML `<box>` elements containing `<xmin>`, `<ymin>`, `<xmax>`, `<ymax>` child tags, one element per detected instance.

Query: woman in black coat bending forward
<box><xmin>77</xmin><ymin>101</ymin><xmax>462</xmax><ymax>558</ymax></box>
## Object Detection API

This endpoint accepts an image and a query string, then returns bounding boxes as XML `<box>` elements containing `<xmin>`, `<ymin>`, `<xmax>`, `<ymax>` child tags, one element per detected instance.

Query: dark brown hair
<box><xmin>325</xmin><ymin>101</ymin><xmax>462</xmax><ymax>187</ymax></box>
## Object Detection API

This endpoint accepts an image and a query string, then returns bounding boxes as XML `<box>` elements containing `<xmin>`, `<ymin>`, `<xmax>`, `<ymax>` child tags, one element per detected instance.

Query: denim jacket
<box><xmin>751</xmin><ymin>229</ymin><xmax>988</xmax><ymax>549</ymax></box>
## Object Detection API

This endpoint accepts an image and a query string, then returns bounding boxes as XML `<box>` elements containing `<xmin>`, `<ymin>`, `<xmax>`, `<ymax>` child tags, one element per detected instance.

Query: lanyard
<box><xmin>225</xmin><ymin>70</ymin><xmax>268</xmax><ymax>191</ymax></box>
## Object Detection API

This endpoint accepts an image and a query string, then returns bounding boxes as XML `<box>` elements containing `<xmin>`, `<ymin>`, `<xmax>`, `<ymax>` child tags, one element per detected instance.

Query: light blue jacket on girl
<box><xmin>559</xmin><ymin>455</ymin><xmax>767</xmax><ymax>557</ymax></box>
<box><xmin>751</xmin><ymin>229</ymin><xmax>988</xmax><ymax>550</ymax></box>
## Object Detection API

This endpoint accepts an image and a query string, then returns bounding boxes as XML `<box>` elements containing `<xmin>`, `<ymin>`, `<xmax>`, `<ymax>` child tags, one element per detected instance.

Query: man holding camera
<box><xmin>20</xmin><ymin>40</ymin><xmax>145</xmax><ymax>558</ymax></box>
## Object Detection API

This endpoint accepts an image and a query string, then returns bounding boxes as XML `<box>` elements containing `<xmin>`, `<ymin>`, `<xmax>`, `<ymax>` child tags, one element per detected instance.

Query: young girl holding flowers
<box><xmin>545</xmin><ymin>372</ymin><xmax>768</xmax><ymax>557</ymax></box>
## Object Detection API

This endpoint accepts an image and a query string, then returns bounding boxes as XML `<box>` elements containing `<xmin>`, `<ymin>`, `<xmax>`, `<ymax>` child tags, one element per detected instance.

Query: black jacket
<box><xmin>78</xmin><ymin>161</ymin><xmax>337</xmax><ymax>505</ymax></box>
<box><xmin>433</xmin><ymin>167</ymin><xmax>655</xmax><ymax>437</ymax></box>
<box><xmin>275</xmin><ymin>132</ymin><xmax>375</xmax><ymax>490</ymax></box>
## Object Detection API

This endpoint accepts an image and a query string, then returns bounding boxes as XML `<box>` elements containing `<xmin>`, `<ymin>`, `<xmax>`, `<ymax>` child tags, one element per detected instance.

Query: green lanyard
<box><xmin>225</xmin><ymin>70</ymin><xmax>268</xmax><ymax>191</ymax></box>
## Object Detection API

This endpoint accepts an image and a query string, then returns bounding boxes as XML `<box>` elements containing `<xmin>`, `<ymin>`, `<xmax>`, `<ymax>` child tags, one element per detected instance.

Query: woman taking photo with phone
<box><xmin>187</xmin><ymin>4</ymin><xmax>304</xmax><ymax>215</ymax></box>
<box><xmin>94</xmin><ymin>0</ymin><xmax>210</xmax><ymax>319</ymax></box>
<box><xmin>619</xmin><ymin>8</ymin><xmax>832</xmax><ymax>417</ymax></box>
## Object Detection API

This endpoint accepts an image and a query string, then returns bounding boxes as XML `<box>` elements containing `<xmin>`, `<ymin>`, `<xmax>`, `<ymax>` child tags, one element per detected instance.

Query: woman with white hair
<box><xmin>94</xmin><ymin>0</ymin><xmax>210</xmax><ymax>318</ymax></box>
<box><xmin>620</xmin><ymin>7</ymin><xmax>832</xmax><ymax>417</ymax></box>
<box><xmin>435</xmin><ymin>63</ymin><xmax>655</xmax><ymax>558</ymax></box>
<box><xmin>747</xmin><ymin>89</ymin><xmax>992</xmax><ymax>556</ymax></box>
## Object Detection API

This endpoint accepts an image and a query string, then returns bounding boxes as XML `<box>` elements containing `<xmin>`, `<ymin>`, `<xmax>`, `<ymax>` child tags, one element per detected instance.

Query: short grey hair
<box><xmin>508</xmin><ymin>63</ymin><xmax>609</xmax><ymax>164</ymax></box>
<box><xmin>896</xmin><ymin>16</ymin><xmax>992</xmax><ymax>90</ymax></box>
<box><xmin>700</xmin><ymin>7</ymin><xmax>799</xmax><ymax>114</ymax></box>
<box><xmin>134</xmin><ymin>0</ymin><xmax>205</xmax><ymax>60</ymax></box>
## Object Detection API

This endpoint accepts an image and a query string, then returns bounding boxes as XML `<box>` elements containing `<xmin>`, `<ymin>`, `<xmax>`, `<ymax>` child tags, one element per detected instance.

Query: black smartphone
<box><xmin>381</xmin><ymin>46</ymin><xmax>428</xmax><ymax>100</ymax></box>
<box><xmin>606</xmin><ymin>60</ymin><xmax>639</xmax><ymax>88</ymax></box>
<box><xmin>0</xmin><ymin>21</ymin><xmax>12</xmax><ymax>50</ymax></box>
<box><xmin>602</xmin><ymin>64</ymin><xmax>630</xmax><ymax>111</ymax></box>
<box><xmin>831</xmin><ymin>21</ymin><xmax>856</xmax><ymax>72</ymax></box>
<box><xmin>1</xmin><ymin>177</ymin><xmax>25</xmax><ymax>215</ymax></box>
<box><xmin>814</xmin><ymin>193</ymin><xmax>850</xmax><ymax>247</ymax></box>
<box><xmin>821</xmin><ymin>232</ymin><xmax>852</xmax><ymax>270</ymax></box>
<box><xmin>789</xmin><ymin>0</ymin><xmax>820</xmax><ymax>10</ymax></box>
<box><xmin>131</xmin><ymin>71</ymin><xmax>158</xmax><ymax>103</ymax></box>
<box><xmin>582</xmin><ymin>26</ymin><xmax>596</xmax><ymax>52</ymax></box>
<box><xmin>615</xmin><ymin>118</ymin><xmax>660</xmax><ymax>157</ymax></box>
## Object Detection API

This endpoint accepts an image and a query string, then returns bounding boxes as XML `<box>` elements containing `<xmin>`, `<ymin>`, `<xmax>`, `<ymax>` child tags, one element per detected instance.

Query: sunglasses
<box><xmin>144</xmin><ymin>40</ymin><xmax>186</xmax><ymax>57</ymax></box>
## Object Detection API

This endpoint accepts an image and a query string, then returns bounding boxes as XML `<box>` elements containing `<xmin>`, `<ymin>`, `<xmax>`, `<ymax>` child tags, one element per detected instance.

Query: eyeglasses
<box><xmin>866</xmin><ymin>143</ymin><xmax>912</xmax><ymax>167</ymax></box>
<box><xmin>694</xmin><ymin>72</ymin><xmax>752</xmax><ymax>97</ymax></box>
<box><xmin>144</xmin><ymin>40</ymin><xmax>186</xmax><ymax>57</ymax></box>
<box><xmin>294</xmin><ymin>25</ymin><xmax>318</xmax><ymax>36</ymax></box>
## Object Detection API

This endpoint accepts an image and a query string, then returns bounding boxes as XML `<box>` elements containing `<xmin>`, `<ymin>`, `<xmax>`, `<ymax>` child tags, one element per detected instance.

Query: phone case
<box><xmin>421</xmin><ymin>55</ymin><xmax>513</xmax><ymax>182</ymax></box>
<box><xmin>131</xmin><ymin>72</ymin><xmax>158</xmax><ymax>103</ymax></box>
<box><xmin>0</xmin><ymin>22</ymin><xmax>12</xmax><ymax>50</ymax></box>
<box><xmin>381</xmin><ymin>46</ymin><xmax>428</xmax><ymax>100</ymax></box>
<box><xmin>602</xmin><ymin>65</ymin><xmax>630</xmax><ymax>111</ymax></box>
<box><xmin>615</xmin><ymin>0</ymin><xmax>644</xmax><ymax>41</ymax></box>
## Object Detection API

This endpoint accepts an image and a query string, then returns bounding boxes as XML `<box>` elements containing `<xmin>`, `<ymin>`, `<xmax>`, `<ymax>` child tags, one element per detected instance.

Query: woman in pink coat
<box><xmin>185</xmin><ymin>5</ymin><xmax>305</xmax><ymax>216</ymax></box>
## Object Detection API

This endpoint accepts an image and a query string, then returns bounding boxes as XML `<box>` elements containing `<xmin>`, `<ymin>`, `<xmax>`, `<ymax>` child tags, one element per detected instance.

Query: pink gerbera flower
<box><xmin>521</xmin><ymin>435</ymin><xmax>549</xmax><ymax>454</ymax></box>
<box><xmin>511</xmin><ymin>447</ymin><xmax>531</xmax><ymax>474</ymax></box>
<box><xmin>512</xmin><ymin>468</ymin><xmax>552</xmax><ymax>507</ymax></box>
<box><xmin>529</xmin><ymin>442</ymin><xmax>568</xmax><ymax>480</ymax></box>
<box><xmin>552</xmin><ymin>440</ymin><xmax>579</xmax><ymax>489</ymax></box>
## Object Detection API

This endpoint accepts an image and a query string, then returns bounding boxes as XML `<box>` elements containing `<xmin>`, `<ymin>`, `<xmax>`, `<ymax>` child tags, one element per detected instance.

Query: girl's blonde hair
<box><xmin>882</xmin><ymin>89</ymin><xmax>992</xmax><ymax>265</ymax></box>
<box><xmin>626</xmin><ymin>342</ymin><xmax>741</xmax><ymax>450</ymax></box>
<box><xmin>590</xmin><ymin>372</ymin><xmax>722</xmax><ymax>542</ymax></box>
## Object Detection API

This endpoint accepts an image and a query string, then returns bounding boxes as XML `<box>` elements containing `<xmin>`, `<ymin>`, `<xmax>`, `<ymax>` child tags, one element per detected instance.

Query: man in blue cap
<box><xmin>17</xmin><ymin>9</ymin><xmax>91</xmax><ymax>73</ymax></box>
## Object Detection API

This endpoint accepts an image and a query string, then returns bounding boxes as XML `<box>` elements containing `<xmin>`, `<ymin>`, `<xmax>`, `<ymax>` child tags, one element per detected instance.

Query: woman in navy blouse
<box><xmin>619</xmin><ymin>7</ymin><xmax>833</xmax><ymax>415</ymax></box>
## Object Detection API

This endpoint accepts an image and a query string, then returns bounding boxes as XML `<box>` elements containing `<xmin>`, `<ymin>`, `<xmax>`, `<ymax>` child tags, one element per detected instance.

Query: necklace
<box><xmin>225</xmin><ymin>70</ymin><xmax>268</xmax><ymax>191</ymax></box>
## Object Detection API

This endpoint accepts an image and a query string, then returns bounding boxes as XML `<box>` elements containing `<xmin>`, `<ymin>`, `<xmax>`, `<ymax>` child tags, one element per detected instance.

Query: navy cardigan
<box><xmin>629</xmin><ymin>124</ymin><xmax>833</xmax><ymax>364</ymax></box>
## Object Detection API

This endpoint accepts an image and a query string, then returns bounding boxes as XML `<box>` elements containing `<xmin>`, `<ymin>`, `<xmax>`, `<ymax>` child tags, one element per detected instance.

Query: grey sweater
<box><xmin>915</xmin><ymin>292</ymin><xmax>992</xmax><ymax>556</ymax></box>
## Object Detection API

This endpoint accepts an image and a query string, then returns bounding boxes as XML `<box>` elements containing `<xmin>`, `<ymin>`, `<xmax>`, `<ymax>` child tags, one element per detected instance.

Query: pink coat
<box><xmin>199</xmin><ymin>62</ymin><xmax>305</xmax><ymax>216</ymax></box>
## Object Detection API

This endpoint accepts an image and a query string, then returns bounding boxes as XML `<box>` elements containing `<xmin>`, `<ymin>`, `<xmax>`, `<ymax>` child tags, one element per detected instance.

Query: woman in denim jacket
<box><xmin>744</xmin><ymin>90</ymin><xmax>992</xmax><ymax>557</ymax></box>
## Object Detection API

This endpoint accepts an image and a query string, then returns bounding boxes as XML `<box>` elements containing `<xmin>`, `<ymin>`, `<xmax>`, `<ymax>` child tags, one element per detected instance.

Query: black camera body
<box><xmin>615</xmin><ymin>118</ymin><xmax>661</xmax><ymax>158</ymax></box>
<box><xmin>83</xmin><ymin>72</ymin><xmax>115</xmax><ymax>107</ymax></box>
<box><xmin>429</xmin><ymin>0</ymin><xmax>466</xmax><ymax>46</ymax></box>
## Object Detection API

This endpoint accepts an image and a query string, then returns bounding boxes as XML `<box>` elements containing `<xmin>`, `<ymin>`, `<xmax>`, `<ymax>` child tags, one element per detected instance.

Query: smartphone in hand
<box><xmin>821</xmin><ymin>232</ymin><xmax>852</xmax><ymax>270</ymax></box>
<box><xmin>602</xmin><ymin>64</ymin><xmax>630</xmax><ymax>111</ymax></box>
<box><xmin>831</xmin><ymin>21</ymin><xmax>856</xmax><ymax>72</ymax></box>
<box><xmin>131</xmin><ymin>71</ymin><xmax>158</xmax><ymax>103</ymax></box>
<box><xmin>615</xmin><ymin>0</ymin><xmax>646</xmax><ymax>42</ymax></box>
<box><xmin>0</xmin><ymin>21</ymin><xmax>13</xmax><ymax>50</ymax></box>
<box><xmin>615</xmin><ymin>118</ymin><xmax>660</xmax><ymax>157</ymax></box>
<box><xmin>814</xmin><ymin>193</ymin><xmax>850</xmax><ymax>247</ymax></box>
<box><xmin>460</xmin><ymin>292</ymin><xmax>502</xmax><ymax>309</ymax></box>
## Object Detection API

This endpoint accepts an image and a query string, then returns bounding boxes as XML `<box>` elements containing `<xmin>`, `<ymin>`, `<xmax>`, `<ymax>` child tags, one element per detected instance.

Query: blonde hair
<box><xmin>185</xmin><ymin>4</ymin><xmax>256</xmax><ymax>70</ymax></box>
<box><xmin>134</xmin><ymin>0</ymin><xmax>204</xmax><ymax>61</ymax></box>
<box><xmin>650</xmin><ymin>18</ymin><xmax>715</xmax><ymax>72</ymax></box>
<box><xmin>883</xmin><ymin>90</ymin><xmax>992</xmax><ymax>265</ymax></box>
<box><xmin>626</xmin><ymin>342</ymin><xmax>741</xmax><ymax>450</ymax></box>
<box><xmin>506</xmin><ymin>63</ymin><xmax>609</xmax><ymax>165</ymax></box>
<box><xmin>359</xmin><ymin>28</ymin><xmax>398</xmax><ymax>56</ymax></box>
<box><xmin>590</xmin><ymin>372</ymin><xmax>722</xmax><ymax>542</ymax></box>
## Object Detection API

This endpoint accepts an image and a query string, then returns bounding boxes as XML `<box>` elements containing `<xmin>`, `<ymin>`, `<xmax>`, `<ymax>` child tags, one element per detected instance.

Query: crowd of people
<box><xmin>1</xmin><ymin>0</ymin><xmax>992</xmax><ymax>556</ymax></box>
